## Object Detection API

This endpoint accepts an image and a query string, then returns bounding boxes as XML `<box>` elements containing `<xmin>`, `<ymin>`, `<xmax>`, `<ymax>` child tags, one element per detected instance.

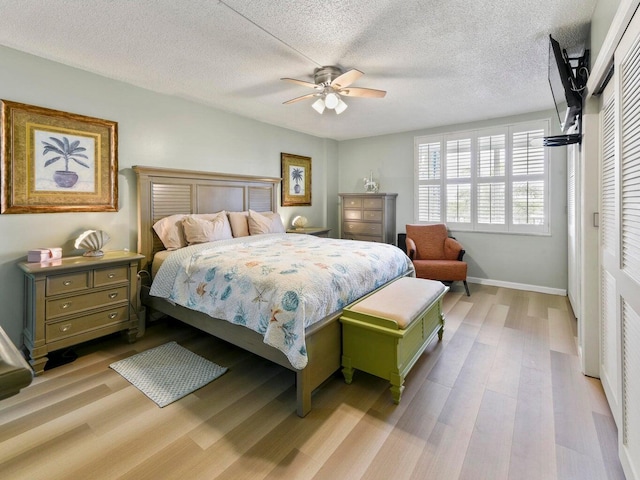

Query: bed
<box><xmin>134</xmin><ymin>165</ymin><xmax>413</xmax><ymax>416</ymax></box>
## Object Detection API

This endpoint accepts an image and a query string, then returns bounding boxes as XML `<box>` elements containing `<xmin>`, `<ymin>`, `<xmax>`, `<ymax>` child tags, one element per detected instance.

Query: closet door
<box><xmin>599</xmin><ymin>79</ymin><xmax>620</xmax><ymax>425</ymax></box>
<box><xmin>613</xmin><ymin>10</ymin><xmax>640</xmax><ymax>477</ymax></box>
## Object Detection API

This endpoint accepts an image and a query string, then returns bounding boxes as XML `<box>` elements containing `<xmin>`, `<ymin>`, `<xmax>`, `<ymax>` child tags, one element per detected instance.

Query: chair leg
<box><xmin>463</xmin><ymin>280</ymin><xmax>470</xmax><ymax>296</ymax></box>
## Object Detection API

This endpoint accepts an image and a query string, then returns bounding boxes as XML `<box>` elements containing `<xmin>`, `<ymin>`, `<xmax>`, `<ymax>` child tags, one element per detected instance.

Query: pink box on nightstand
<box><xmin>27</xmin><ymin>248</ymin><xmax>62</xmax><ymax>263</ymax></box>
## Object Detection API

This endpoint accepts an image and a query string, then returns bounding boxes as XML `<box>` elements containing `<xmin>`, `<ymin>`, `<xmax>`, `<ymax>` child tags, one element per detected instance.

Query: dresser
<box><xmin>19</xmin><ymin>251</ymin><xmax>145</xmax><ymax>375</ymax></box>
<box><xmin>339</xmin><ymin>193</ymin><xmax>397</xmax><ymax>244</ymax></box>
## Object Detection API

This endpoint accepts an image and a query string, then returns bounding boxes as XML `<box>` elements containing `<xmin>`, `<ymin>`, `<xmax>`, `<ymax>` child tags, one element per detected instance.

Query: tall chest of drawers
<box><xmin>19</xmin><ymin>251</ymin><xmax>144</xmax><ymax>375</ymax></box>
<box><xmin>339</xmin><ymin>193</ymin><xmax>398</xmax><ymax>244</ymax></box>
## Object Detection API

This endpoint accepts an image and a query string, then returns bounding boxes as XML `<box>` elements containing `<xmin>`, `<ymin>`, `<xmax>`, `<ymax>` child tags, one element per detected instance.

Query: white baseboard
<box><xmin>467</xmin><ymin>276</ymin><xmax>567</xmax><ymax>296</ymax></box>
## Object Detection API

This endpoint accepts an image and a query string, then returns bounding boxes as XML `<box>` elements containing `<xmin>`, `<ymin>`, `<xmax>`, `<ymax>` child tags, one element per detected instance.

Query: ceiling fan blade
<box><xmin>339</xmin><ymin>87</ymin><xmax>387</xmax><ymax>98</ymax></box>
<box><xmin>283</xmin><ymin>93</ymin><xmax>319</xmax><ymax>104</ymax></box>
<box><xmin>331</xmin><ymin>69</ymin><xmax>363</xmax><ymax>89</ymax></box>
<box><xmin>281</xmin><ymin>77</ymin><xmax>320</xmax><ymax>89</ymax></box>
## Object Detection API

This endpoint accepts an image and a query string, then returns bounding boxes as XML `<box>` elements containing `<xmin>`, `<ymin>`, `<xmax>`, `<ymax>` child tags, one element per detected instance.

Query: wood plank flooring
<box><xmin>0</xmin><ymin>285</ymin><xmax>626</xmax><ymax>479</ymax></box>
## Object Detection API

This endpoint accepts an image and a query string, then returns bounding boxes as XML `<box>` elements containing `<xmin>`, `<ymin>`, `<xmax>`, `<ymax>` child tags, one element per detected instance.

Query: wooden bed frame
<box><xmin>134</xmin><ymin>165</ymin><xmax>343</xmax><ymax>417</ymax></box>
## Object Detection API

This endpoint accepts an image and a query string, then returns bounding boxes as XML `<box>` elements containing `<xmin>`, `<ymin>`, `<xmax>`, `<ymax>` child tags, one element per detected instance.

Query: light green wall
<box><xmin>590</xmin><ymin>0</ymin><xmax>622</xmax><ymax>62</ymax></box>
<box><xmin>338</xmin><ymin>112</ymin><xmax>569</xmax><ymax>291</ymax></box>
<box><xmin>0</xmin><ymin>46</ymin><xmax>338</xmax><ymax>346</ymax></box>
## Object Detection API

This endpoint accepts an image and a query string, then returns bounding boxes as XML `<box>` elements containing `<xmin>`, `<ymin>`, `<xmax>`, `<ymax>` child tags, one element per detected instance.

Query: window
<box><xmin>414</xmin><ymin>120</ymin><xmax>549</xmax><ymax>234</ymax></box>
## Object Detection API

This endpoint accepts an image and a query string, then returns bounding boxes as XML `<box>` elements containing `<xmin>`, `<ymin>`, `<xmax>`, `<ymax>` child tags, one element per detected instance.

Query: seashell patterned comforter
<box><xmin>150</xmin><ymin>233</ymin><xmax>414</xmax><ymax>369</ymax></box>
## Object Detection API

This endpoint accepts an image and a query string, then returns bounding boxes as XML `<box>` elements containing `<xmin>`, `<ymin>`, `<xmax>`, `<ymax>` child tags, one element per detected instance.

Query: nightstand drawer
<box><xmin>46</xmin><ymin>285</ymin><xmax>129</xmax><ymax>320</ymax></box>
<box><xmin>46</xmin><ymin>305</ymin><xmax>129</xmax><ymax>342</ymax></box>
<box><xmin>46</xmin><ymin>271</ymin><xmax>90</xmax><ymax>296</ymax></box>
<box><xmin>344</xmin><ymin>222</ymin><xmax>383</xmax><ymax>236</ymax></box>
<box><xmin>94</xmin><ymin>265</ymin><xmax>128</xmax><ymax>286</ymax></box>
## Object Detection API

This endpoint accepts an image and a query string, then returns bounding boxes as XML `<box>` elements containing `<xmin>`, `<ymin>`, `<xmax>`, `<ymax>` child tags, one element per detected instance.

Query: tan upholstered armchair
<box><xmin>405</xmin><ymin>224</ymin><xmax>470</xmax><ymax>296</ymax></box>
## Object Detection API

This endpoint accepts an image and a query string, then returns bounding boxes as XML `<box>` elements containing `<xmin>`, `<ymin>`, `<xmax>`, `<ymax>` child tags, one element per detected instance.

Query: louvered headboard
<box><xmin>134</xmin><ymin>165</ymin><xmax>281</xmax><ymax>271</ymax></box>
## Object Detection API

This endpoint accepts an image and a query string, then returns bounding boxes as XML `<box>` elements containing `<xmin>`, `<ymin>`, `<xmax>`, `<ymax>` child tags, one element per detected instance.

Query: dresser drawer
<box><xmin>343</xmin><ymin>197</ymin><xmax>363</xmax><ymax>208</ymax></box>
<box><xmin>363</xmin><ymin>210</ymin><xmax>383</xmax><ymax>222</ymax></box>
<box><xmin>343</xmin><ymin>234</ymin><xmax>384</xmax><ymax>243</ymax></box>
<box><xmin>46</xmin><ymin>271</ymin><xmax>90</xmax><ymax>296</ymax></box>
<box><xmin>46</xmin><ymin>305</ymin><xmax>129</xmax><ymax>342</ymax></box>
<box><xmin>343</xmin><ymin>222</ymin><xmax>383</xmax><ymax>236</ymax></box>
<box><xmin>94</xmin><ymin>265</ymin><xmax>128</xmax><ymax>286</ymax></box>
<box><xmin>363</xmin><ymin>197</ymin><xmax>383</xmax><ymax>209</ymax></box>
<box><xmin>344</xmin><ymin>209</ymin><xmax>362</xmax><ymax>221</ymax></box>
<box><xmin>46</xmin><ymin>285</ymin><xmax>129</xmax><ymax>321</ymax></box>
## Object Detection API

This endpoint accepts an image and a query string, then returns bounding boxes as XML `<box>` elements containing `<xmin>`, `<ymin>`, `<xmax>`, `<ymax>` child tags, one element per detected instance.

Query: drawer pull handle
<box><xmin>59</xmin><ymin>324</ymin><xmax>72</xmax><ymax>332</ymax></box>
<box><xmin>61</xmin><ymin>302</ymin><xmax>72</xmax><ymax>309</ymax></box>
<box><xmin>108</xmin><ymin>292</ymin><xmax>118</xmax><ymax>299</ymax></box>
<box><xmin>108</xmin><ymin>273</ymin><xmax>116</xmax><ymax>279</ymax></box>
<box><xmin>63</xmin><ymin>280</ymin><xmax>73</xmax><ymax>286</ymax></box>
<box><xmin>108</xmin><ymin>312</ymin><xmax>118</xmax><ymax>319</ymax></box>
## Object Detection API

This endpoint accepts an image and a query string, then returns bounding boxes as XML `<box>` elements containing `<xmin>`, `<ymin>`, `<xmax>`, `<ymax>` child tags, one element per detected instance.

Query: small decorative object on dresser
<box><xmin>362</xmin><ymin>171</ymin><xmax>379</xmax><ymax>193</ymax></box>
<box><xmin>339</xmin><ymin>193</ymin><xmax>397</xmax><ymax>244</ymax></box>
<box><xmin>291</xmin><ymin>215</ymin><xmax>308</xmax><ymax>229</ymax></box>
<box><xmin>19</xmin><ymin>251</ymin><xmax>145</xmax><ymax>375</ymax></box>
<box><xmin>74</xmin><ymin>229</ymin><xmax>111</xmax><ymax>257</ymax></box>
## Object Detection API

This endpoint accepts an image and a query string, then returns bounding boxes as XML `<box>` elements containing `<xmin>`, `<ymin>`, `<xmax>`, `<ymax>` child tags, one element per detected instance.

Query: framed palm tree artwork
<box><xmin>281</xmin><ymin>152</ymin><xmax>311</xmax><ymax>206</ymax></box>
<box><xmin>1</xmin><ymin>100</ymin><xmax>117</xmax><ymax>213</ymax></box>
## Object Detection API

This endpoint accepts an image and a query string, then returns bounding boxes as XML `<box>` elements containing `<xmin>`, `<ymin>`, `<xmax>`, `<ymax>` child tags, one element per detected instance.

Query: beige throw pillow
<box><xmin>153</xmin><ymin>213</ymin><xmax>187</xmax><ymax>250</ymax></box>
<box><xmin>227</xmin><ymin>211</ymin><xmax>250</xmax><ymax>237</ymax></box>
<box><xmin>182</xmin><ymin>212</ymin><xmax>233</xmax><ymax>245</ymax></box>
<box><xmin>248</xmin><ymin>210</ymin><xmax>286</xmax><ymax>235</ymax></box>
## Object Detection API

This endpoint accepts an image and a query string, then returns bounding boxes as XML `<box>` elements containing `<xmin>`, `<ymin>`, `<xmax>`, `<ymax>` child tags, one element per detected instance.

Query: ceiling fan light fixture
<box><xmin>335</xmin><ymin>98</ymin><xmax>348</xmax><ymax>114</ymax></box>
<box><xmin>324</xmin><ymin>92</ymin><xmax>340</xmax><ymax>109</ymax></box>
<box><xmin>311</xmin><ymin>98</ymin><xmax>326</xmax><ymax>114</ymax></box>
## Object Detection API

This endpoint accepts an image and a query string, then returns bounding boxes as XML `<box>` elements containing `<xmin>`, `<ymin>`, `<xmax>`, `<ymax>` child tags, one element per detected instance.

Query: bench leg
<box><xmin>341</xmin><ymin>356</ymin><xmax>354</xmax><ymax>384</ymax></box>
<box><xmin>390</xmin><ymin>372</ymin><xmax>405</xmax><ymax>404</ymax></box>
<box><xmin>438</xmin><ymin>311</ymin><xmax>445</xmax><ymax>341</ymax></box>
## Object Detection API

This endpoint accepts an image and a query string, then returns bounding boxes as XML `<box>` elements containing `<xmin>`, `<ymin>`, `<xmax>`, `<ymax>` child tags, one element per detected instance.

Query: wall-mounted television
<box><xmin>544</xmin><ymin>35</ymin><xmax>589</xmax><ymax>146</ymax></box>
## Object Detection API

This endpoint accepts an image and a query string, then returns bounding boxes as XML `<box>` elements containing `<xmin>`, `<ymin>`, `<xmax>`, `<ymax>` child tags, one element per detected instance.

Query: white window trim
<box><xmin>414</xmin><ymin>119</ymin><xmax>550</xmax><ymax>235</ymax></box>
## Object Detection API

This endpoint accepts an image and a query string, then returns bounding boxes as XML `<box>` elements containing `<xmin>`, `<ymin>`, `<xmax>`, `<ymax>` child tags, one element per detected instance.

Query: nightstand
<box><xmin>19</xmin><ymin>251</ymin><xmax>145</xmax><ymax>375</ymax></box>
<box><xmin>286</xmin><ymin>227</ymin><xmax>331</xmax><ymax>238</ymax></box>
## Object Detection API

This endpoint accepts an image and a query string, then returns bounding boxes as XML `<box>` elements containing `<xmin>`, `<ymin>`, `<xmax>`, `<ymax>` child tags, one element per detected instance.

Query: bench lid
<box><xmin>347</xmin><ymin>277</ymin><xmax>447</xmax><ymax>329</ymax></box>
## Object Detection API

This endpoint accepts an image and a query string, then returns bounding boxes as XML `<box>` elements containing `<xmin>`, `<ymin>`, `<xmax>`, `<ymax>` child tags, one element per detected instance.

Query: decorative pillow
<box><xmin>182</xmin><ymin>212</ymin><xmax>233</xmax><ymax>245</ymax></box>
<box><xmin>227</xmin><ymin>211</ymin><xmax>250</xmax><ymax>237</ymax></box>
<box><xmin>248</xmin><ymin>210</ymin><xmax>286</xmax><ymax>235</ymax></box>
<box><xmin>153</xmin><ymin>214</ymin><xmax>187</xmax><ymax>250</ymax></box>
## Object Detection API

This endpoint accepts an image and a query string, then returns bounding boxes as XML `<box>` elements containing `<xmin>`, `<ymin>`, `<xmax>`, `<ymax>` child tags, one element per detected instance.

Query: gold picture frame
<box><xmin>1</xmin><ymin>100</ymin><xmax>118</xmax><ymax>214</ymax></box>
<box><xmin>281</xmin><ymin>153</ymin><xmax>311</xmax><ymax>206</ymax></box>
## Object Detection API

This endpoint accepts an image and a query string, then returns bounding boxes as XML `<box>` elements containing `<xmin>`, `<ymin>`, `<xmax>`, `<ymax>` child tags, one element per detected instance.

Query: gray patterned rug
<box><xmin>110</xmin><ymin>341</ymin><xmax>227</xmax><ymax>407</ymax></box>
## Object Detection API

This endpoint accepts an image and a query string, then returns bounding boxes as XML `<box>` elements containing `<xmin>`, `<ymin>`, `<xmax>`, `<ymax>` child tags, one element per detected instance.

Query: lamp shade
<box><xmin>312</xmin><ymin>98</ymin><xmax>325</xmax><ymax>114</ymax></box>
<box><xmin>335</xmin><ymin>98</ymin><xmax>348</xmax><ymax>114</ymax></box>
<box><xmin>324</xmin><ymin>92</ymin><xmax>339</xmax><ymax>109</ymax></box>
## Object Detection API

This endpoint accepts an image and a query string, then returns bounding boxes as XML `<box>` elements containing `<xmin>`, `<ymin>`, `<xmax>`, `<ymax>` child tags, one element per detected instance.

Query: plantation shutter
<box><xmin>445</xmin><ymin>138</ymin><xmax>471</xmax><ymax>224</ymax></box>
<box><xmin>477</xmin><ymin>134</ymin><xmax>506</xmax><ymax>225</ymax></box>
<box><xmin>416</xmin><ymin>140</ymin><xmax>441</xmax><ymax>222</ymax></box>
<box><xmin>511</xmin><ymin>129</ymin><xmax>545</xmax><ymax>226</ymax></box>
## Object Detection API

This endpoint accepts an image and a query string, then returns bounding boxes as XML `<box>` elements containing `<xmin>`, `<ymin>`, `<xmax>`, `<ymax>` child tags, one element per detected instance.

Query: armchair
<box><xmin>405</xmin><ymin>223</ymin><xmax>470</xmax><ymax>296</ymax></box>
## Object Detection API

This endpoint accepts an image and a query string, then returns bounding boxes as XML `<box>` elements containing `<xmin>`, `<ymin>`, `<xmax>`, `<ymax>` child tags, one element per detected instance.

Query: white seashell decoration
<box><xmin>74</xmin><ymin>230</ymin><xmax>110</xmax><ymax>257</ymax></box>
<box><xmin>291</xmin><ymin>215</ymin><xmax>308</xmax><ymax>229</ymax></box>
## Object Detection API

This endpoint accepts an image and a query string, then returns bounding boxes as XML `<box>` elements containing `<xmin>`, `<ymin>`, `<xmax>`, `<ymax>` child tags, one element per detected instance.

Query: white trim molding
<box><xmin>467</xmin><ymin>276</ymin><xmax>567</xmax><ymax>297</ymax></box>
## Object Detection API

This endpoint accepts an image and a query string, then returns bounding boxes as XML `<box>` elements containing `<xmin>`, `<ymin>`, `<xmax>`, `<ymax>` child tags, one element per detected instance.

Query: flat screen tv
<box><xmin>548</xmin><ymin>35</ymin><xmax>583</xmax><ymax>134</ymax></box>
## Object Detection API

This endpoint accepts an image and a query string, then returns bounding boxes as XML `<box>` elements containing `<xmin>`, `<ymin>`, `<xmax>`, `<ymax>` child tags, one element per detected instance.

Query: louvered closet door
<box><xmin>599</xmin><ymin>79</ymin><xmax>620</xmax><ymax>425</ymax></box>
<box><xmin>612</xmin><ymin>10</ymin><xmax>640</xmax><ymax>478</ymax></box>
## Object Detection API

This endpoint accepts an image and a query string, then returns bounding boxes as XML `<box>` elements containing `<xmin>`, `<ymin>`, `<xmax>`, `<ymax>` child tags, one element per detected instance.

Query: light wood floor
<box><xmin>0</xmin><ymin>285</ymin><xmax>626</xmax><ymax>480</ymax></box>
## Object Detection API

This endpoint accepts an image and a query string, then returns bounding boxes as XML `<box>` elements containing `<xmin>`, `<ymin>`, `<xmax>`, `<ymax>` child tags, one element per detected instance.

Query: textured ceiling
<box><xmin>0</xmin><ymin>0</ymin><xmax>596</xmax><ymax>140</ymax></box>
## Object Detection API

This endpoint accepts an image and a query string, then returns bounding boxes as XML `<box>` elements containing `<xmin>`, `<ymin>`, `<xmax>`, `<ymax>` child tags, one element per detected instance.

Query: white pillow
<box><xmin>248</xmin><ymin>210</ymin><xmax>286</xmax><ymax>235</ymax></box>
<box><xmin>182</xmin><ymin>212</ymin><xmax>233</xmax><ymax>245</ymax></box>
<box><xmin>153</xmin><ymin>214</ymin><xmax>187</xmax><ymax>250</ymax></box>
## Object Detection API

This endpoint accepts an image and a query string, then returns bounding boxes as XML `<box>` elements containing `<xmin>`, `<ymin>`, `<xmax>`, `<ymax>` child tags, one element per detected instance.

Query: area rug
<box><xmin>110</xmin><ymin>341</ymin><xmax>227</xmax><ymax>407</ymax></box>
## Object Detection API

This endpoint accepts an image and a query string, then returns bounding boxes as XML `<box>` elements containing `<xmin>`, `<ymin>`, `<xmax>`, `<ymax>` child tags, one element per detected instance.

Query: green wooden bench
<box><xmin>340</xmin><ymin>277</ymin><xmax>448</xmax><ymax>404</ymax></box>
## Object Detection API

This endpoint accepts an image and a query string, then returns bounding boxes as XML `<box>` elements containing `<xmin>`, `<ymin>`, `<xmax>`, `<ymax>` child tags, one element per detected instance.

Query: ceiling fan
<box><xmin>281</xmin><ymin>66</ymin><xmax>386</xmax><ymax>114</ymax></box>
